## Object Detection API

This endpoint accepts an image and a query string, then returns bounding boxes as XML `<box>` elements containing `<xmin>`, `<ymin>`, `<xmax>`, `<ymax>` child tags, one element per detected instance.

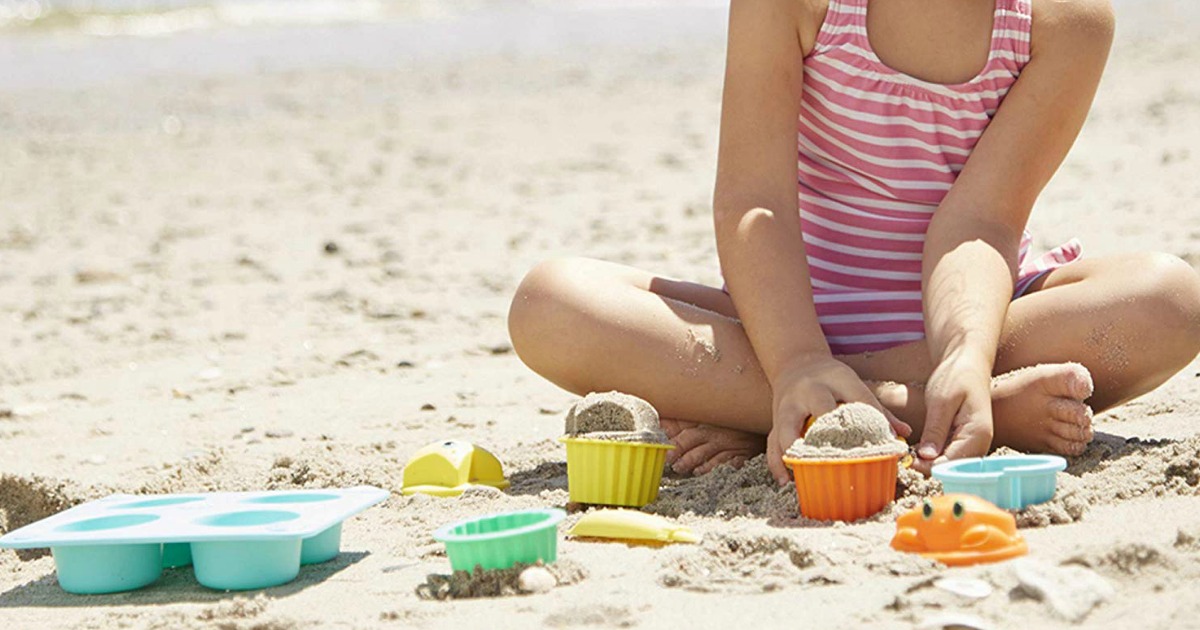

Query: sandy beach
<box><xmin>2</xmin><ymin>2</ymin><xmax>1200</xmax><ymax>628</ymax></box>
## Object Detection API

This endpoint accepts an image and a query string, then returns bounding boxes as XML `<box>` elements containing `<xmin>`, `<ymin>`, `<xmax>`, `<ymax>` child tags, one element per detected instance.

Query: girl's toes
<box><xmin>1058</xmin><ymin>363</ymin><xmax>1095</xmax><ymax>400</ymax></box>
<box><xmin>1043</xmin><ymin>434</ymin><xmax>1088</xmax><ymax>457</ymax></box>
<box><xmin>671</xmin><ymin>441</ymin><xmax>725</xmax><ymax>475</ymax></box>
<box><xmin>1048</xmin><ymin>416</ymin><xmax>1091</xmax><ymax>443</ymax></box>
<box><xmin>1037</xmin><ymin>363</ymin><xmax>1095</xmax><ymax>401</ymax></box>
<box><xmin>694</xmin><ymin>452</ymin><xmax>747</xmax><ymax>476</ymax></box>
<box><xmin>1048</xmin><ymin>398</ymin><xmax>1092</xmax><ymax>428</ymax></box>
<box><xmin>660</xmin><ymin>418</ymin><xmax>697</xmax><ymax>439</ymax></box>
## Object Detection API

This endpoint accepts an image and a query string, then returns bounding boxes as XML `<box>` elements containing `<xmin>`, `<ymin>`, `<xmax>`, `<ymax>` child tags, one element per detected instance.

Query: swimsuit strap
<box><xmin>990</xmin><ymin>0</ymin><xmax>1033</xmax><ymax>68</ymax></box>
<box><xmin>811</xmin><ymin>0</ymin><xmax>869</xmax><ymax>56</ymax></box>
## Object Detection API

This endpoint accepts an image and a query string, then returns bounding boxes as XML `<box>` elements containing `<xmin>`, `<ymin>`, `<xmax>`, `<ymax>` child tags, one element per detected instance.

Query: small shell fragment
<box><xmin>517</xmin><ymin>566</ymin><xmax>556</xmax><ymax>594</ymax></box>
<box><xmin>933</xmin><ymin>577</ymin><xmax>994</xmax><ymax>600</ymax></box>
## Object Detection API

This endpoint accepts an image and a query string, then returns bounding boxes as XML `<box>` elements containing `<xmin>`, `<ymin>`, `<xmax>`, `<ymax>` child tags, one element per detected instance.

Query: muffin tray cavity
<box><xmin>0</xmin><ymin>486</ymin><xmax>388</xmax><ymax>594</ymax></box>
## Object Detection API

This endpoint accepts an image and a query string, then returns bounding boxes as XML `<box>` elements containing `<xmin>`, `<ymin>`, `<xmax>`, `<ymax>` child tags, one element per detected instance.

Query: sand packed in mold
<box><xmin>563</xmin><ymin>391</ymin><xmax>669</xmax><ymax>444</ymax></box>
<box><xmin>785</xmin><ymin>403</ymin><xmax>907</xmax><ymax>460</ymax></box>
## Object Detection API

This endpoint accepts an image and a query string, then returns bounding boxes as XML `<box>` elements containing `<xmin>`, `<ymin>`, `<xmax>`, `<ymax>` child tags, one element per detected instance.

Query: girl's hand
<box><xmin>767</xmin><ymin>355</ymin><xmax>911</xmax><ymax>484</ymax></box>
<box><xmin>913</xmin><ymin>350</ymin><xmax>994</xmax><ymax>474</ymax></box>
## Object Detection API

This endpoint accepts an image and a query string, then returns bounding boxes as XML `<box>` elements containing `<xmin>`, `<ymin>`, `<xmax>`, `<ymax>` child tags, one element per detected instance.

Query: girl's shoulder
<box><xmin>1030</xmin><ymin>0</ymin><xmax>1115</xmax><ymax>57</ymax></box>
<box><xmin>725</xmin><ymin>0</ymin><xmax>829</xmax><ymax>57</ymax></box>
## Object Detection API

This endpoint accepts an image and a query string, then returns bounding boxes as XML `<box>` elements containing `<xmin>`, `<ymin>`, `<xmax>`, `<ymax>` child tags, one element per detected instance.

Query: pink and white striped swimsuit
<box><xmin>799</xmin><ymin>0</ymin><xmax>1080</xmax><ymax>354</ymax></box>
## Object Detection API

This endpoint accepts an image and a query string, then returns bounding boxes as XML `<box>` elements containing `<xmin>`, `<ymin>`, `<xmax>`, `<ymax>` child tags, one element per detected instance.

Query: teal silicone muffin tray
<box><xmin>932</xmin><ymin>455</ymin><xmax>1067</xmax><ymax>509</ymax></box>
<box><xmin>434</xmin><ymin>508</ymin><xmax>565</xmax><ymax>572</ymax></box>
<box><xmin>0</xmin><ymin>486</ymin><xmax>388</xmax><ymax>594</ymax></box>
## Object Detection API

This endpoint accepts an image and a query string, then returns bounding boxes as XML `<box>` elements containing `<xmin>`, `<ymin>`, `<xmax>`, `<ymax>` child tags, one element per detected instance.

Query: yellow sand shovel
<box><xmin>567</xmin><ymin>509</ymin><xmax>700</xmax><ymax>545</ymax></box>
<box><xmin>401</xmin><ymin>440</ymin><xmax>511</xmax><ymax>497</ymax></box>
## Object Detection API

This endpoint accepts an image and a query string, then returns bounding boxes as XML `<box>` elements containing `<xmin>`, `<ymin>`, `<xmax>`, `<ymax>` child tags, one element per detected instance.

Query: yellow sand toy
<box><xmin>567</xmin><ymin>509</ymin><xmax>700</xmax><ymax>545</ymax></box>
<box><xmin>401</xmin><ymin>440</ymin><xmax>511</xmax><ymax>497</ymax></box>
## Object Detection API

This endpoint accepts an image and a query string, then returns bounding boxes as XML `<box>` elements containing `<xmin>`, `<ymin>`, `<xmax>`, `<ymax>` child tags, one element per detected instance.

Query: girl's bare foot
<box><xmin>989</xmin><ymin>362</ymin><xmax>1095</xmax><ymax>456</ymax></box>
<box><xmin>662</xmin><ymin>362</ymin><xmax>1096</xmax><ymax>475</ymax></box>
<box><xmin>661</xmin><ymin>418</ymin><xmax>766</xmax><ymax>476</ymax></box>
<box><xmin>876</xmin><ymin>362</ymin><xmax>1096</xmax><ymax>457</ymax></box>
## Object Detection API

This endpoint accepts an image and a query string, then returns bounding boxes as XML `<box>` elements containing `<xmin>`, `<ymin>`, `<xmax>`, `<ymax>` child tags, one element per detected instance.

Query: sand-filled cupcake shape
<box><xmin>783</xmin><ymin>403</ymin><xmax>907</xmax><ymax>522</ymax></box>
<box><xmin>560</xmin><ymin>392</ymin><xmax>673</xmax><ymax>507</ymax></box>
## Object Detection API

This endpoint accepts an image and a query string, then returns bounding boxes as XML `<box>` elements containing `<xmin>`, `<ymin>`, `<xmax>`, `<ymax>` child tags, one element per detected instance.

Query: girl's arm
<box><xmin>714</xmin><ymin>0</ymin><xmax>907</xmax><ymax>483</ymax></box>
<box><xmin>915</xmin><ymin>0</ymin><xmax>1115</xmax><ymax>470</ymax></box>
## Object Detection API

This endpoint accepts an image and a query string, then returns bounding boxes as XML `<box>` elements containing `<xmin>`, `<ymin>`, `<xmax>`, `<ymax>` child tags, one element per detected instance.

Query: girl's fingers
<box><xmin>776</xmin><ymin>392</ymin><xmax>835</xmax><ymax>456</ymax></box>
<box><xmin>939</xmin><ymin>396</ymin><xmax>994</xmax><ymax>462</ymax></box>
<box><xmin>910</xmin><ymin>456</ymin><xmax>933</xmax><ymax>476</ymax></box>
<box><xmin>766</xmin><ymin>428</ymin><xmax>788</xmax><ymax>484</ymax></box>
<box><xmin>918</xmin><ymin>388</ymin><xmax>963</xmax><ymax>461</ymax></box>
<box><xmin>809</xmin><ymin>391</ymin><xmax>839</xmax><ymax>421</ymax></box>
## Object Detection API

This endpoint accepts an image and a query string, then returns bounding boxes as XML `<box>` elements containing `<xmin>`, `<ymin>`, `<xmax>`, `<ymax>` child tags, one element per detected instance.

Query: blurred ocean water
<box><xmin>2</xmin><ymin>0</ymin><xmax>1195</xmax><ymax>38</ymax></box>
<box><xmin>0</xmin><ymin>0</ymin><xmax>506</xmax><ymax>35</ymax></box>
<box><xmin>0</xmin><ymin>0</ymin><xmax>1192</xmax><ymax>90</ymax></box>
<box><xmin>0</xmin><ymin>0</ymin><xmax>730</xmax><ymax>36</ymax></box>
<box><xmin>0</xmin><ymin>0</ymin><xmax>731</xmax><ymax>89</ymax></box>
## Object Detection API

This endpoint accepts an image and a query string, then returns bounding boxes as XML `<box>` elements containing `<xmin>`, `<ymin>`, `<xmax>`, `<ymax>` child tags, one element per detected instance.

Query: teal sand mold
<box><xmin>0</xmin><ymin>486</ymin><xmax>389</xmax><ymax>594</ymax></box>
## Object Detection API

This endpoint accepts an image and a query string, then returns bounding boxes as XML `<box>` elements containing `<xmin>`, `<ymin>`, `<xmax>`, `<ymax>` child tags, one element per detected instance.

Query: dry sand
<box><xmin>2</xmin><ymin>5</ymin><xmax>1200</xmax><ymax>629</ymax></box>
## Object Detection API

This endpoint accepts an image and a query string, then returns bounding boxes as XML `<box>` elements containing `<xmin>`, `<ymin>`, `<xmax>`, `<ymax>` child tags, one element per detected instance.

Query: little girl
<box><xmin>508</xmin><ymin>0</ymin><xmax>1200</xmax><ymax>483</ymax></box>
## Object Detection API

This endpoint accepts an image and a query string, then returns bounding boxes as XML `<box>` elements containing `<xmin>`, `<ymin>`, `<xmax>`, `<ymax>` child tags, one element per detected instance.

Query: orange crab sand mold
<box><xmin>890</xmin><ymin>494</ymin><xmax>1028</xmax><ymax>567</ymax></box>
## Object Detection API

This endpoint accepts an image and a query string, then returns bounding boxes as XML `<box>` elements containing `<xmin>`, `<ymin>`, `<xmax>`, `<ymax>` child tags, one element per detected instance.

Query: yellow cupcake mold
<box><xmin>560</xmin><ymin>437</ymin><xmax>673</xmax><ymax>507</ymax></box>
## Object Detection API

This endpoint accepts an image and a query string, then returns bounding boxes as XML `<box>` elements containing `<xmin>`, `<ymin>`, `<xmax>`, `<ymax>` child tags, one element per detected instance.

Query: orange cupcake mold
<box><xmin>890</xmin><ymin>494</ymin><xmax>1028</xmax><ymax>566</ymax></box>
<box><xmin>783</xmin><ymin>453</ymin><xmax>900</xmax><ymax>522</ymax></box>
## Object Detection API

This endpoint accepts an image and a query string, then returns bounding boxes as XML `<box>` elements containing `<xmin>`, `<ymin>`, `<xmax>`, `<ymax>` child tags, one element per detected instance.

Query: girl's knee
<box><xmin>510</xmin><ymin>259</ymin><xmax>573</xmax><ymax>340</ymax></box>
<box><xmin>510</xmin><ymin>258</ymin><xmax>597</xmax><ymax>319</ymax></box>
<box><xmin>1132</xmin><ymin>253</ymin><xmax>1200</xmax><ymax>343</ymax></box>
<box><xmin>507</xmin><ymin>257</ymin><xmax>607</xmax><ymax>370</ymax></box>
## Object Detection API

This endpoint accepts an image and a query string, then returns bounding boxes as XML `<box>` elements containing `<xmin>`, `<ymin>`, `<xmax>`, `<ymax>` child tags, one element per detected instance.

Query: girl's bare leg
<box><xmin>508</xmin><ymin>254</ymin><xmax>1200</xmax><ymax>474</ymax></box>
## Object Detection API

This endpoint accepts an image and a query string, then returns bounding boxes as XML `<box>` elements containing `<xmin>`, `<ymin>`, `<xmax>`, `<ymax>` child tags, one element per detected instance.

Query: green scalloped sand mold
<box><xmin>0</xmin><ymin>486</ymin><xmax>388</xmax><ymax>594</ymax></box>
